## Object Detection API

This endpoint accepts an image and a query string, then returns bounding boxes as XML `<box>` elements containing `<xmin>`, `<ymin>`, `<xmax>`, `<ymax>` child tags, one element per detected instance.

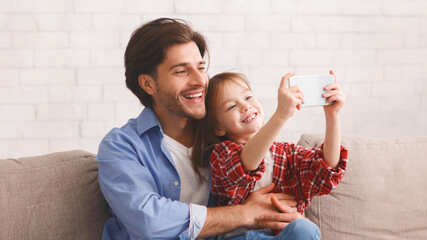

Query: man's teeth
<box><xmin>243</xmin><ymin>113</ymin><xmax>256</xmax><ymax>122</ymax></box>
<box><xmin>184</xmin><ymin>92</ymin><xmax>202</xmax><ymax>99</ymax></box>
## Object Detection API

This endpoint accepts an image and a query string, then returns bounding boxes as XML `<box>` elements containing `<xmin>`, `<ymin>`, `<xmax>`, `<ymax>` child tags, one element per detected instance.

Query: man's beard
<box><xmin>156</xmin><ymin>86</ymin><xmax>206</xmax><ymax>120</ymax></box>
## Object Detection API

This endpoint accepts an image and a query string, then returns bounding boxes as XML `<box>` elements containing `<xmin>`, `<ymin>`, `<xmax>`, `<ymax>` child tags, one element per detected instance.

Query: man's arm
<box><xmin>97</xmin><ymin>135</ymin><xmax>193</xmax><ymax>239</ymax></box>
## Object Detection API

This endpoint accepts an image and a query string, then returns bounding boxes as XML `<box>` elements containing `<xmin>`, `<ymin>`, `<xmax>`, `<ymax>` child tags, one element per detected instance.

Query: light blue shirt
<box><xmin>97</xmin><ymin>107</ymin><xmax>208</xmax><ymax>240</ymax></box>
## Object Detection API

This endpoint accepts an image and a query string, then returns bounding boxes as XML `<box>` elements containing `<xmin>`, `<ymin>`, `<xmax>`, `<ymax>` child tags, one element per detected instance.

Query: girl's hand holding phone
<box><xmin>323</xmin><ymin>70</ymin><xmax>345</xmax><ymax>119</ymax></box>
<box><xmin>275</xmin><ymin>72</ymin><xmax>305</xmax><ymax>121</ymax></box>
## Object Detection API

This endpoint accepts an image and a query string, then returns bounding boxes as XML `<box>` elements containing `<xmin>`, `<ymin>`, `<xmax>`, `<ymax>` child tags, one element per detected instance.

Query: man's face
<box><xmin>152</xmin><ymin>41</ymin><xmax>208</xmax><ymax>120</ymax></box>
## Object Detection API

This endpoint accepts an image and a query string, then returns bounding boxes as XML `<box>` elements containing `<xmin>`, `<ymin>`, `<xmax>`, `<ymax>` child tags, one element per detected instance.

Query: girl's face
<box><xmin>213</xmin><ymin>79</ymin><xmax>263</xmax><ymax>144</ymax></box>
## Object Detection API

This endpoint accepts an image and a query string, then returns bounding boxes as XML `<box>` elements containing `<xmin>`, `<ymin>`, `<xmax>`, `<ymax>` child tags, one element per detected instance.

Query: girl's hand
<box><xmin>323</xmin><ymin>70</ymin><xmax>345</xmax><ymax>119</ymax></box>
<box><xmin>275</xmin><ymin>72</ymin><xmax>305</xmax><ymax>120</ymax></box>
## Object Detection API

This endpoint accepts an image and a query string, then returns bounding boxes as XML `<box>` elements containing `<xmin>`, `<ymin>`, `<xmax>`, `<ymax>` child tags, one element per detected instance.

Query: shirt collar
<box><xmin>136</xmin><ymin>107</ymin><xmax>163</xmax><ymax>136</ymax></box>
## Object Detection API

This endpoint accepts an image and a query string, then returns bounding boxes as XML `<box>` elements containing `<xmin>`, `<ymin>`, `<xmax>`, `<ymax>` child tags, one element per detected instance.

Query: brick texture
<box><xmin>1</xmin><ymin>0</ymin><xmax>426</xmax><ymax>158</ymax></box>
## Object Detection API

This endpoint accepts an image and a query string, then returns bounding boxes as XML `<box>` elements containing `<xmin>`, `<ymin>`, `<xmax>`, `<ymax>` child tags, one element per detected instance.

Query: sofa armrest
<box><xmin>0</xmin><ymin>150</ymin><xmax>111</xmax><ymax>240</ymax></box>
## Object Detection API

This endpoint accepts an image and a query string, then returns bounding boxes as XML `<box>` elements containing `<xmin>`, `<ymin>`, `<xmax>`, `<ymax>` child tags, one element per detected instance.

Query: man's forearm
<box><xmin>197</xmin><ymin>204</ymin><xmax>248</xmax><ymax>238</ymax></box>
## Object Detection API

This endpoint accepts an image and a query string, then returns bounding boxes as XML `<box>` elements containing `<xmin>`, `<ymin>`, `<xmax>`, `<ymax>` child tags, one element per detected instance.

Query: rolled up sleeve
<box><xmin>278</xmin><ymin>142</ymin><xmax>348</xmax><ymax>212</ymax></box>
<box><xmin>188</xmin><ymin>204</ymin><xmax>207</xmax><ymax>239</ymax></box>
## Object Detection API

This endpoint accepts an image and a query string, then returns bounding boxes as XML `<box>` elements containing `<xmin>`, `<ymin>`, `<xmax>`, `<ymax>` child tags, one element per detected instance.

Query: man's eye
<box><xmin>176</xmin><ymin>70</ymin><xmax>186</xmax><ymax>74</ymax></box>
<box><xmin>198</xmin><ymin>66</ymin><xmax>205</xmax><ymax>71</ymax></box>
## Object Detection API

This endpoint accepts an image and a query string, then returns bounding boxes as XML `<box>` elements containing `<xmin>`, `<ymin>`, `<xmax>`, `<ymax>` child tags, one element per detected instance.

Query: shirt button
<box><xmin>173</xmin><ymin>181</ymin><xmax>179</xmax><ymax>186</ymax></box>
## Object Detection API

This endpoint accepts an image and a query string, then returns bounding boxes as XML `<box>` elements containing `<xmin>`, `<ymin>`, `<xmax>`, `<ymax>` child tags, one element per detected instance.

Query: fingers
<box><xmin>324</xmin><ymin>82</ymin><xmax>338</xmax><ymax>91</ymax></box>
<box><xmin>284</xmin><ymin>73</ymin><xmax>304</xmax><ymax>107</ymax></box>
<box><xmin>326</xmin><ymin>94</ymin><xmax>345</xmax><ymax>104</ymax></box>
<box><xmin>258</xmin><ymin>220</ymin><xmax>288</xmax><ymax>230</ymax></box>
<box><xmin>323</xmin><ymin>71</ymin><xmax>345</xmax><ymax>105</ymax></box>
<box><xmin>285</xmin><ymin>85</ymin><xmax>305</xmax><ymax>107</ymax></box>
<box><xmin>325</xmin><ymin>69</ymin><xmax>338</xmax><ymax>90</ymax></box>
<box><xmin>323</xmin><ymin>88</ymin><xmax>345</xmax><ymax>102</ymax></box>
<box><xmin>260</xmin><ymin>212</ymin><xmax>302</xmax><ymax>222</ymax></box>
<box><xmin>291</xmin><ymin>89</ymin><xmax>305</xmax><ymax>105</ymax></box>
<box><xmin>330</xmin><ymin>69</ymin><xmax>337</xmax><ymax>83</ymax></box>
<box><xmin>280</xmin><ymin>72</ymin><xmax>295</xmax><ymax>89</ymax></box>
<box><xmin>276</xmin><ymin>200</ymin><xmax>298</xmax><ymax>210</ymax></box>
<box><xmin>270</xmin><ymin>193</ymin><xmax>295</xmax><ymax>201</ymax></box>
<box><xmin>271</xmin><ymin>196</ymin><xmax>297</xmax><ymax>212</ymax></box>
<box><xmin>323</xmin><ymin>89</ymin><xmax>338</xmax><ymax>98</ymax></box>
<box><xmin>323</xmin><ymin>82</ymin><xmax>343</xmax><ymax>98</ymax></box>
<box><xmin>258</xmin><ymin>196</ymin><xmax>304</xmax><ymax>231</ymax></box>
<box><xmin>277</xmin><ymin>72</ymin><xmax>305</xmax><ymax>117</ymax></box>
<box><xmin>258</xmin><ymin>212</ymin><xmax>303</xmax><ymax>230</ymax></box>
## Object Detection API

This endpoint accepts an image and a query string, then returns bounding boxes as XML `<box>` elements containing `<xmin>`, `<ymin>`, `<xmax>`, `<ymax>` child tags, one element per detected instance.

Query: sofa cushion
<box><xmin>297</xmin><ymin>134</ymin><xmax>427</xmax><ymax>240</ymax></box>
<box><xmin>0</xmin><ymin>150</ymin><xmax>110</xmax><ymax>240</ymax></box>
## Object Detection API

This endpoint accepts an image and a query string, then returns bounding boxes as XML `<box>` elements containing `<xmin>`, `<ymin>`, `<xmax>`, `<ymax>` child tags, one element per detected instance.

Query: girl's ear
<box><xmin>215</xmin><ymin>127</ymin><xmax>226</xmax><ymax>137</ymax></box>
<box><xmin>138</xmin><ymin>74</ymin><xmax>156</xmax><ymax>95</ymax></box>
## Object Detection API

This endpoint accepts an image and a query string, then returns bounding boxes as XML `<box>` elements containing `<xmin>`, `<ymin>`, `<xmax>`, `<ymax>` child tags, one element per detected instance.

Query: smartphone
<box><xmin>288</xmin><ymin>74</ymin><xmax>335</xmax><ymax>107</ymax></box>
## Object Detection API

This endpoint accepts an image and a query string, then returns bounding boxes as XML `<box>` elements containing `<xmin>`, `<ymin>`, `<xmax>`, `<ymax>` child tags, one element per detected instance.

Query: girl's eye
<box><xmin>245</xmin><ymin>96</ymin><xmax>253</xmax><ymax>100</ymax></box>
<box><xmin>227</xmin><ymin>105</ymin><xmax>236</xmax><ymax>111</ymax></box>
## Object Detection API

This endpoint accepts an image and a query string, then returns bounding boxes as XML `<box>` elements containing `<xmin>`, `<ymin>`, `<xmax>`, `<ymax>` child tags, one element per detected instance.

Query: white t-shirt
<box><xmin>253</xmin><ymin>150</ymin><xmax>274</xmax><ymax>191</ymax></box>
<box><xmin>163</xmin><ymin>134</ymin><xmax>210</xmax><ymax>205</ymax></box>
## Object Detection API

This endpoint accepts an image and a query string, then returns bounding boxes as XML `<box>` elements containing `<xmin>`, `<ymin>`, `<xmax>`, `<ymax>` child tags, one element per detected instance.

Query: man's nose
<box><xmin>189</xmin><ymin>67</ymin><xmax>207</xmax><ymax>86</ymax></box>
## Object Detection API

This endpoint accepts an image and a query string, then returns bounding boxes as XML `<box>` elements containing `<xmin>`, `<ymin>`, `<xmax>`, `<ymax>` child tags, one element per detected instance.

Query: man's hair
<box><xmin>124</xmin><ymin>18</ymin><xmax>209</xmax><ymax>107</ymax></box>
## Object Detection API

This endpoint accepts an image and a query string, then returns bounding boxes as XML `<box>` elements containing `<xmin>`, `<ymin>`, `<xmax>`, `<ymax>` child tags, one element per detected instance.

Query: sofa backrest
<box><xmin>298</xmin><ymin>134</ymin><xmax>427</xmax><ymax>240</ymax></box>
<box><xmin>0</xmin><ymin>150</ymin><xmax>111</xmax><ymax>240</ymax></box>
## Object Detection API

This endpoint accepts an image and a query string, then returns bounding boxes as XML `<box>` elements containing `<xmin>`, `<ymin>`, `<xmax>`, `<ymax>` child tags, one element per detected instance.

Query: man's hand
<box><xmin>257</xmin><ymin>194</ymin><xmax>305</xmax><ymax>231</ymax></box>
<box><xmin>240</xmin><ymin>184</ymin><xmax>302</xmax><ymax>229</ymax></box>
<box><xmin>198</xmin><ymin>183</ymin><xmax>302</xmax><ymax>238</ymax></box>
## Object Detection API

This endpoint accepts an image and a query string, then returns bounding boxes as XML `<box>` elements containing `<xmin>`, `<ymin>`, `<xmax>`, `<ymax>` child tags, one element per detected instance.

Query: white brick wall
<box><xmin>1</xmin><ymin>0</ymin><xmax>427</xmax><ymax>158</ymax></box>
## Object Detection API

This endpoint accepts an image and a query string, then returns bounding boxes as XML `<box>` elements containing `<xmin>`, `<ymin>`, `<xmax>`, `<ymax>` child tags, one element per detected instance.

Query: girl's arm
<box><xmin>240</xmin><ymin>113</ymin><xmax>287</xmax><ymax>171</ymax></box>
<box><xmin>240</xmin><ymin>73</ymin><xmax>304</xmax><ymax>171</ymax></box>
<box><xmin>322</xmin><ymin>70</ymin><xmax>345</xmax><ymax>169</ymax></box>
<box><xmin>323</xmin><ymin>115</ymin><xmax>341</xmax><ymax>169</ymax></box>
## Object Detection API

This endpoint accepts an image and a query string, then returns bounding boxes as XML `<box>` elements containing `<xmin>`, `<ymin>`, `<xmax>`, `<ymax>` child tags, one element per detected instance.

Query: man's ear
<box><xmin>215</xmin><ymin>127</ymin><xmax>226</xmax><ymax>137</ymax></box>
<box><xmin>138</xmin><ymin>74</ymin><xmax>156</xmax><ymax>95</ymax></box>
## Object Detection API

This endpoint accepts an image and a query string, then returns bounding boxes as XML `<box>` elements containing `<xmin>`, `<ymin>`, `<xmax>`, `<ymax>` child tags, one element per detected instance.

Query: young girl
<box><xmin>192</xmin><ymin>71</ymin><xmax>348</xmax><ymax>238</ymax></box>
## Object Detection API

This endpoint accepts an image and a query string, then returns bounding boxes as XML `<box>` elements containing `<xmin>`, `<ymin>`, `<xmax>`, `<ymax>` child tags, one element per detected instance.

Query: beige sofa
<box><xmin>1</xmin><ymin>134</ymin><xmax>427</xmax><ymax>239</ymax></box>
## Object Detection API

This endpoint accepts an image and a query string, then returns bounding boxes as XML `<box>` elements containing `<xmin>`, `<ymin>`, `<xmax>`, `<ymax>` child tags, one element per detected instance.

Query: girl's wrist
<box><xmin>325</xmin><ymin>114</ymin><xmax>340</xmax><ymax>125</ymax></box>
<box><xmin>271</xmin><ymin>111</ymin><xmax>289</xmax><ymax>125</ymax></box>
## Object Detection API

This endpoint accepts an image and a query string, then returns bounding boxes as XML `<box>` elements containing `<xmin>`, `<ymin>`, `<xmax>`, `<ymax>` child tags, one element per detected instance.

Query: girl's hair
<box><xmin>192</xmin><ymin>72</ymin><xmax>251</xmax><ymax>182</ymax></box>
<box><xmin>124</xmin><ymin>18</ymin><xmax>209</xmax><ymax>107</ymax></box>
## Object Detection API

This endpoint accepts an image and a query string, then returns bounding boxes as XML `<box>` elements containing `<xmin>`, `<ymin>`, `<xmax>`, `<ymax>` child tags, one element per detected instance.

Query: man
<box><xmin>97</xmin><ymin>18</ymin><xmax>319</xmax><ymax>239</ymax></box>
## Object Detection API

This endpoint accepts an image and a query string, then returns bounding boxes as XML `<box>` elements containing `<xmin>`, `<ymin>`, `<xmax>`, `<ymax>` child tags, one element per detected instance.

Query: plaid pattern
<box><xmin>210</xmin><ymin>140</ymin><xmax>348</xmax><ymax>213</ymax></box>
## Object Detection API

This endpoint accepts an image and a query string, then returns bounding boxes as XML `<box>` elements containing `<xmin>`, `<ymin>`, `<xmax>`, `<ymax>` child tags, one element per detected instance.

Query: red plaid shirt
<box><xmin>210</xmin><ymin>140</ymin><xmax>348</xmax><ymax>212</ymax></box>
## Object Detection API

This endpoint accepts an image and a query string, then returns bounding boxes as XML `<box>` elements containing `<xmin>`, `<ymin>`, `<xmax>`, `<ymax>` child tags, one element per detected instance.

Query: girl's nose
<box><xmin>240</xmin><ymin>103</ymin><xmax>251</xmax><ymax>113</ymax></box>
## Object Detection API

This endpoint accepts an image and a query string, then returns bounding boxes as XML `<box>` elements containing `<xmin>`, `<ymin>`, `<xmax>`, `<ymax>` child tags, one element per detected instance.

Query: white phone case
<box><xmin>289</xmin><ymin>74</ymin><xmax>334</xmax><ymax>107</ymax></box>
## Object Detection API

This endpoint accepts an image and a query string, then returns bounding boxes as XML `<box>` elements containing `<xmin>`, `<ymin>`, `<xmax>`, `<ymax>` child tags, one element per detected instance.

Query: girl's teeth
<box><xmin>243</xmin><ymin>113</ymin><xmax>256</xmax><ymax>122</ymax></box>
